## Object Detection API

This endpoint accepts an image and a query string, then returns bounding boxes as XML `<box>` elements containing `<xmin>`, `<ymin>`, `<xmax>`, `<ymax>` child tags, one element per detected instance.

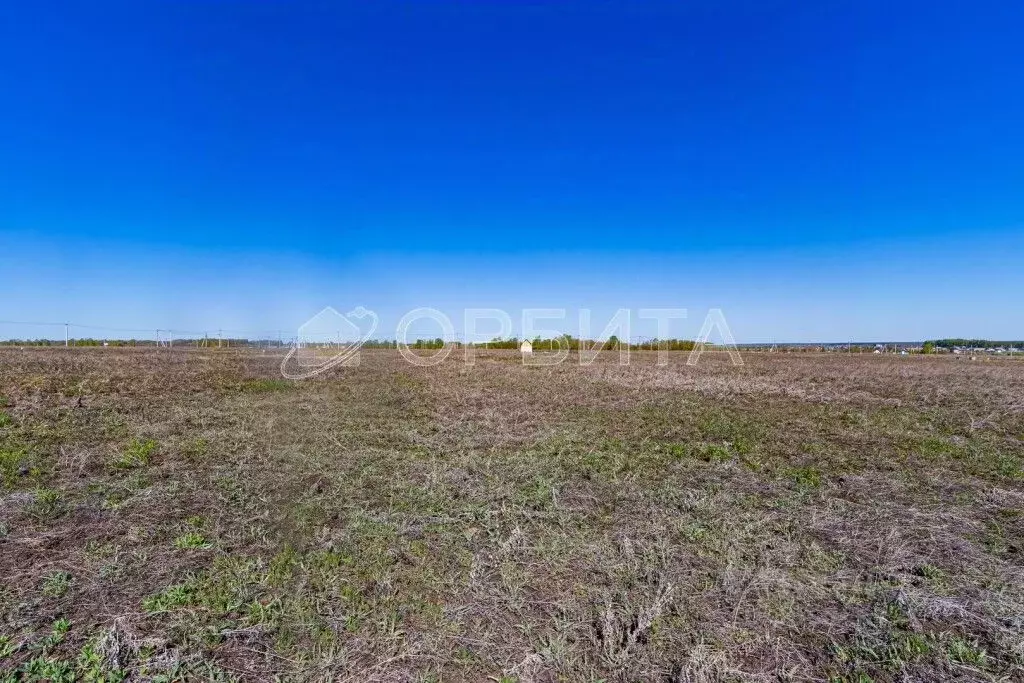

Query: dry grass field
<box><xmin>1</xmin><ymin>348</ymin><xmax>1022</xmax><ymax>682</ymax></box>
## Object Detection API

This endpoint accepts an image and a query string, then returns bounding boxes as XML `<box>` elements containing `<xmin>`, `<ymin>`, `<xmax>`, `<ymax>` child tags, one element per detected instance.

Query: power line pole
<box><xmin>64</xmin><ymin>323</ymin><xmax>69</xmax><ymax>347</ymax></box>
<box><xmin>169</xmin><ymin>330</ymin><xmax>173</xmax><ymax>349</ymax></box>
<box><xmin>218</xmin><ymin>329</ymin><xmax>222</xmax><ymax>349</ymax></box>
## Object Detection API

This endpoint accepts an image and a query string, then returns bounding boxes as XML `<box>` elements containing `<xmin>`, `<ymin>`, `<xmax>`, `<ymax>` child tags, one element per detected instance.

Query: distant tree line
<box><xmin>0</xmin><ymin>336</ymin><xmax>708</xmax><ymax>350</ymax></box>
<box><xmin>928</xmin><ymin>339</ymin><xmax>1024</xmax><ymax>350</ymax></box>
<box><xmin>0</xmin><ymin>338</ymin><xmax>157</xmax><ymax>347</ymax></box>
<box><xmin>387</xmin><ymin>335</ymin><xmax>701</xmax><ymax>351</ymax></box>
<box><xmin>0</xmin><ymin>338</ymin><xmax>263</xmax><ymax>347</ymax></box>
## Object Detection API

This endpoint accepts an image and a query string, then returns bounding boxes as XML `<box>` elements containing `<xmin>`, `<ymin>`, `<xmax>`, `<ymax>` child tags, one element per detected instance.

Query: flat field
<box><xmin>0</xmin><ymin>348</ymin><xmax>1022</xmax><ymax>682</ymax></box>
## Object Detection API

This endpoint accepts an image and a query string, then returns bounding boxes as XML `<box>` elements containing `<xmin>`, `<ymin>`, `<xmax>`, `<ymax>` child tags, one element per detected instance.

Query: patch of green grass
<box><xmin>142</xmin><ymin>557</ymin><xmax>266</xmax><ymax>617</ymax></box>
<box><xmin>0</xmin><ymin>445</ymin><xmax>44</xmax><ymax>490</ymax></box>
<box><xmin>17</xmin><ymin>656</ymin><xmax>76</xmax><ymax>682</ymax></box>
<box><xmin>5</xmin><ymin>627</ymin><xmax>128</xmax><ymax>683</ymax></box>
<box><xmin>240</xmin><ymin>378</ymin><xmax>295</xmax><ymax>393</ymax></box>
<box><xmin>830</xmin><ymin>631</ymin><xmax>935</xmax><ymax>676</ymax></box>
<box><xmin>786</xmin><ymin>466</ymin><xmax>823</xmax><ymax>490</ymax></box>
<box><xmin>110</xmin><ymin>438</ymin><xmax>157</xmax><ymax>470</ymax></box>
<box><xmin>913</xmin><ymin>436</ymin><xmax>968</xmax><ymax>460</ymax></box>
<box><xmin>697</xmin><ymin>411</ymin><xmax>755</xmax><ymax>445</ymax></box>
<box><xmin>803</xmin><ymin>542</ymin><xmax>845</xmax><ymax>573</ymax></box>
<box><xmin>980</xmin><ymin>519</ymin><xmax>1017</xmax><ymax>555</ymax></box>
<box><xmin>993</xmin><ymin>453</ymin><xmax>1022</xmax><ymax>479</ymax></box>
<box><xmin>952</xmin><ymin>445</ymin><xmax>1024</xmax><ymax>481</ymax></box>
<box><xmin>666</xmin><ymin>441</ymin><xmax>734</xmax><ymax>463</ymax></box>
<box><xmin>913</xmin><ymin>563</ymin><xmax>947</xmax><ymax>586</ymax></box>
<box><xmin>41</xmin><ymin>571</ymin><xmax>72</xmax><ymax>598</ymax></box>
<box><xmin>0</xmin><ymin>447</ymin><xmax>30</xmax><ymax>489</ymax></box>
<box><xmin>680</xmin><ymin>522</ymin><xmax>711</xmax><ymax>543</ymax></box>
<box><xmin>946</xmin><ymin>636</ymin><xmax>986</xmax><ymax>667</ymax></box>
<box><xmin>665</xmin><ymin>442</ymin><xmax>688</xmax><ymax>460</ymax></box>
<box><xmin>28</xmin><ymin>488</ymin><xmax>64</xmax><ymax>521</ymax></box>
<box><xmin>142</xmin><ymin>580</ymin><xmax>200</xmax><ymax>614</ymax></box>
<box><xmin>0</xmin><ymin>410</ymin><xmax>12</xmax><ymax>428</ymax></box>
<box><xmin>515</xmin><ymin>475</ymin><xmax>558</xmax><ymax>510</ymax></box>
<box><xmin>44</xmin><ymin>618</ymin><xmax>71</xmax><ymax>647</ymax></box>
<box><xmin>0</xmin><ymin>634</ymin><xmax>17</xmax><ymax>660</ymax></box>
<box><xmin>83</xmin><ymin>539</ymin><xmax>118</xmax><ymax>559</ymax></box>
<box><xmin>96</xmin><ymin>468</ymin><xmax>154</xmax><ymax>510</ymax></box>
<box><xmin>694</xmin><ymin>442</ymin><xmax>733</xmax><ymax>463</ymax></box>
<box><xmin>245</xmin><ymin>597</ymin><xmax>283</xmax><ymax>627</ymax></box>
<box><xmin>76</xmin><ymin>637</ymin><xmax>128</xmax><ymax>682</ymax></box>
<box><xmin>886</xmin><ymin>632</ymin><xmax>933</xmax><ymax>664</ymax></box>
<box><xmin>174</xmin><ymin>531</ymin><xmax>211</xmax><ymax>550</ymax></box>
<box><xmin>181</xmin><ymin>438</ymin><xmax>209</xmax><ymax>461</ymax></box>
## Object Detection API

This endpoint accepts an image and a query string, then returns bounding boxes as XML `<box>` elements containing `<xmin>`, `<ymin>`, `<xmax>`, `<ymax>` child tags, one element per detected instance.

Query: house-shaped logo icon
<box><xmin>294</xmin><ymin>306</ymin><xmax>370</xmax><ymax>370</ymax></box>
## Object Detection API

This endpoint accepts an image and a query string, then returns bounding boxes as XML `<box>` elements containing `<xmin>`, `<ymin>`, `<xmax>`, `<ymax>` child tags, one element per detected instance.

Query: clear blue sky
<box><xmin>2</xmin><ymin>1</ymin><xmax>1022</xmax><ymax>342</ymax></box>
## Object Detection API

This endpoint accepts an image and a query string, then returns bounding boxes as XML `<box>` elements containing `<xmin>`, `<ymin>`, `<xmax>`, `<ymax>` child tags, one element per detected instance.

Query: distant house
<box><xmin>520</xmin><ymin>340</ymin><xmax>533</xmax><ymax>355</ymax></box>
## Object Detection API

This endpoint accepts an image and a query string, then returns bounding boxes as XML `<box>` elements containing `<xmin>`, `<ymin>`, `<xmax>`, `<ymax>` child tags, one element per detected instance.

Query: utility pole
<box><xmin>156</xmin><ymin>329</ymin><xmax>161</xmax><ymax>348</ymax></box>
<box><xmin>169</xmin><ymin>330</ymin><xmax>173</xmax><ymax>349</ymax></box>
<box><xmin>64</xmin><ymin>323</ymin><xmax>69</xmax><ymax>347</ymax></box>
<box><xmin>218</xmin><ymin>330</ymin><xmax>222</xmax><ymax>349</ymax></box>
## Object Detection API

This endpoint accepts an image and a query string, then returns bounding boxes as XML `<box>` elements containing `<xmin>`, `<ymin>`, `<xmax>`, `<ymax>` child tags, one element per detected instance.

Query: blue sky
<box><xmin>2</xmin><ymin>1</ymin><xmax>1022</xmax><ymax>342</ymax></box>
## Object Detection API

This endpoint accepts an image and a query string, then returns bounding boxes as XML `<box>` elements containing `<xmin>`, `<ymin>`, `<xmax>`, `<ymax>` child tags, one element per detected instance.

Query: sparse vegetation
<box><xmin>41</xmin><ymin>572</ymin><xmax>73</xmax><ymax>598</ymax></box>
<box><xmin>109</xmin><ymin>438</ymin><xmax>157</xmax><ymax>470</ymax></box>
<box><xmin>27</xmin><ymin>488</ymin><xmax>64</xmax><ymax>521</ymax></box>
<box><xmin>173</xmin><ymin>531</ymin><xmax>211</xmax><ymax>550</ymax></box>
<box><xmin>239</xmin><ymin>378</ymin><xmax>294</xmax><ymax>393</ymax></box>
<box><xmin>0</xmin><ymin>347</ymin><xmax>1022</xmax><ymax>680</ymax></box>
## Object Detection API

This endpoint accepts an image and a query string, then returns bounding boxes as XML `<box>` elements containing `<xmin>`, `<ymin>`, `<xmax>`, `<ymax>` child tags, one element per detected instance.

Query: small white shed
<box><xmin>520</xmin><ymin>340</ymin><xmax>533</xmax><ymax>354</ymax></box>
